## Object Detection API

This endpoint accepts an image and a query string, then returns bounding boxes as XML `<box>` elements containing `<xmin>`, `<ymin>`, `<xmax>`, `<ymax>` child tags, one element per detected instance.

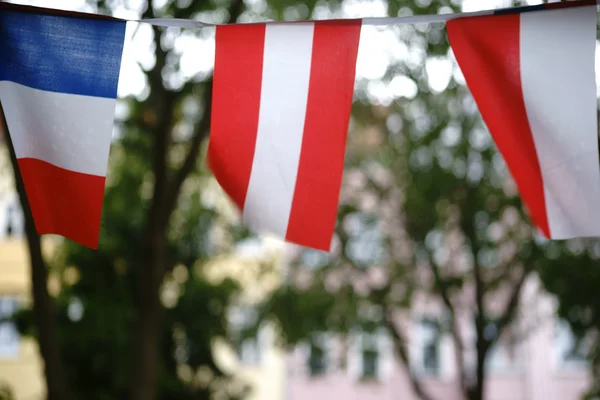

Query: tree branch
<box><xmin>427</xmin><ymin>258</ymin><xmax>468</xmax><ymax>395</ymax></box>
<box><xmin>162</xmin><ymin>0</ymin><xmax>245</xmax><ymax>216</ymax></box>
<box><xmin>146</xmin><ymin>23</ymin><xmax>177</xmax><ymax>228</ymax></box>
<box><xmin>473</xmin><ymin>255</ymin><xmax>486</xmax><ymax>337</ymax></box>
<box><xmin>491</xmin><ymin>264</ymin><xmax>532</xmax><ymax>348</ymax></box>
<box><xmin>130</xmin><ymin>4</ymin><xmax>181</xmax><ymax>400</ymax></box>
<box><xmin>458</xmin><ymin>186</ymin><xmax>488</xmax><ymax>400</ymax></box>
<box><xmin>163</xmin><ymin>79</ymin><xmax>213</xmax><ymax>215</ymax></box>
<box><xmin>130</xmin><ymin>2</ymin><xmax>246</xmax><ymax>399</ymax></box>
<box><xmin>383</xmin><ymin>308</ymin><xmax>436</xmax><ymax>400</ymax></box>
<box><xmin>470</xmin><ymin>252</ymin><xmax>488</xmax><ymax>400</ymax></box>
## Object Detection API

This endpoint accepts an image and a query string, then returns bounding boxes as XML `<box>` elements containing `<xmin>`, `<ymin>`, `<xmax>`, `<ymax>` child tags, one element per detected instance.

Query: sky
<box><xmin>20</xmin><ymin>0</ymin><xmax>600</xmax><ymax>103</ymax></box>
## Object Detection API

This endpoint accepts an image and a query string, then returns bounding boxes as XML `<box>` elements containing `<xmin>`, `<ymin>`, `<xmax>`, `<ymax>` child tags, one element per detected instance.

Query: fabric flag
<box><xmin>0</xmin><ymin>4</ymin><xmax>126</xmax><ymax>248</ymax></box>
<box><xmin>208</xmin><ymin>20</ymin><xmax>362</xmax><ymax>251</ymax></box>
<box><xmin>447</xmin><ymin>1</ymin><xmax>600</xmax><ymax>240</ymax></box>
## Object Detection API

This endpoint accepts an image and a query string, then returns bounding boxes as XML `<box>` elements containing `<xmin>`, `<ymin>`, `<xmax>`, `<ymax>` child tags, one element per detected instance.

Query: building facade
<box><xmin>0</xmin><ymin>238</ymin><xmax>46</xmax><ymax>400</ymax></box>
<box><xmin>207</xmin><ymin>237</ymin><xmax>288</xmax><ymax>400</ymax></box>
<box><xmin>283</xmin><ymin>274</ymin><xmax>592</xmax><ymax>400</ymax></box>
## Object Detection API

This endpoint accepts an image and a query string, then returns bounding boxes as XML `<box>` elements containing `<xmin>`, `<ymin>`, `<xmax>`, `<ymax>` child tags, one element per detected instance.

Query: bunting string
<box><xmin>143</xmin><ymin>0</ymin><xmax>600</xmax><ymax>28</ymax></box>
<box><xmin>1</xmin><ymin>0</ymin><xmax>598</xmax><ymax>29</ymax></box>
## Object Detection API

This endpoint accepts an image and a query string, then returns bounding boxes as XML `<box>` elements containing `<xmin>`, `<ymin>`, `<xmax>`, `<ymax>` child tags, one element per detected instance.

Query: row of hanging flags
<box><xmin>0</xmin><ymin>0</ymin><xmax>598</xmax><ymax>251</ymax></box>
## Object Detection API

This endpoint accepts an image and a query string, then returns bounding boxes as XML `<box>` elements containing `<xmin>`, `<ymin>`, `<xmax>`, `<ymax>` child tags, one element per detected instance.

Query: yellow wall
<box><xmin>0</xmin><ymin>230</ymin><xmax>288</xmax><ymax>400</ymax></box>
<box><xmin>214</xmin><ymin>329</ymin><xmax>286</xmax><ymax>400</ymax></box>
<box><xmin>0</xmin><ymin>144</ymin><xmax>287</xmax><ymax>400</ymax></box>
<box><xmin>0</xmin><ymin>238</ymin><xmax>45</xmax><ymax>400</ymax></box>
<box><xmin>206</xmin><ymin>238</ymin><xmax>287</xmax><ymax>400</ymax></box>
<box><xmin>0</xmin><ymin>142</ymin><xmax>45</xmax><ymax>400</ymax></box>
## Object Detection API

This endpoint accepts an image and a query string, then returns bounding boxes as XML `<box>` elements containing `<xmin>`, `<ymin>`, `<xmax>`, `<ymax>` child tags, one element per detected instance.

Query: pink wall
<box><xmin>284</xmin><ymin>276</ymin><xmax>592</xmax><ymax>400</ymax></box>
<box><xmin>286</xmin><ymin>373</ymin><xmax>462</xmax><ymax>400</ymax></box>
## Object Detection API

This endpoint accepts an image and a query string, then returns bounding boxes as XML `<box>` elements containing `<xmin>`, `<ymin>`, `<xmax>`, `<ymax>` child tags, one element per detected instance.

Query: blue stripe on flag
<box><xmin>493</xmin><ymin>4</ymin><xmax>544</xmax><ymax>15</ymax></box>
<box><xmin>0</xmin><ymin>9</ymin><xmax>126</xmax><ymax>98</ymax></box>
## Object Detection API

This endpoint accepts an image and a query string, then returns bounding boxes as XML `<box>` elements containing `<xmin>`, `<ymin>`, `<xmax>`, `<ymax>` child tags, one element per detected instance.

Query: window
<box><xmin>306</xmin><ymin>333</ymin><xmax>330</xmax><ymax>377</ymax></box>
<box><xmin>308</xmin><ymin>342</ymin><xmax>327</xmax><ymax>377</ymax></box>
<box><xmin>360</xmin><ymin>333</ymin><xmax>380</xmax><ymax>380</ymax></box>
<box><xmin>361</xmin><ymin>348</ymin><xmax>378</xmax><ymax>379</ymax></box>
<box><xmin>421</xmin><ymin>319</ymin><xmax>440</xmax><ymax>375</ymax></box>
<box><xmin>348</xmin><ymin>330</ymin><xmax>393</xmax><ymax>382</ymax></box>
<box><xmin>0</xmin><ymin>198</ymin><xmax>24</xmax><ymax>239</ymax></box>
<box><xmin>0</xmin><ymin>297</ymin><xmax>19</xmax><ymax>358</ymax></box>
<box><xmin>413</xmin><ymin>317</ymin><xmax>442</xmax><ymax>377</ymax></box>
<box><xmin>554</xmin><ymin>320</ymin><xmax>588</xmax><ymax>370</ymax></box>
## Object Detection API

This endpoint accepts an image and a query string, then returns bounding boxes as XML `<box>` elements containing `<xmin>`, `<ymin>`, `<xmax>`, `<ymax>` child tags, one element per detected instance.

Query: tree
<box><xmin>258</xmin><ymin>1</ymin><xmax>555</xmax><ymax>400</ymax></box>
<box><xmin>123</xmin><ymin>0</ymin><xmax>246</xmax><ymax>396</ymax></box>
<box><xmin>4</xmin><ymin>0</ymin><xmax>333</xmax><ymax>397</ymax></box>
<box><xmin>5</xmin><ymin>0</ymin><xmax>591</xmax><ymax>400</ymax></box>
<box><xmin>16</xmin><ymin>116</ymin><xmax>246</xmax><ymax>400</ymax></box>
<box><xmin>6</xmin><ymin>0</ymin><xmax>249</xmax><ymax>398</ymax></box>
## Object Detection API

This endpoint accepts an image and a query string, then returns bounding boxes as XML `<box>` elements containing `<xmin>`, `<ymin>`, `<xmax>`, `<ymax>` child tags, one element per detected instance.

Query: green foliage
<box><xmin>12</xmin><ymin>1</ymin><xmax>249</xmax><ymax>398</ymax></box>
<box><xmin>257</xmin><ymin>2</ymin><xmax>587</xmax><ymax>400</ymax></box>
<box><xmin>0</xmin><ymin>382</ymin><xmax>13</xmax><ymax>400</ymax></box>
<box><xmin>7</xmin><ymin>1</ymin><xmax>600</xmax><ymax>400</ymax></box>
<box><xmin>260</xmin><ymin>284</ymin><xmax>338</xmax><ymax>345</ymax></box>
<box><xmin>15</xmin><ymin>124</ymin><xmax>244</xmax><ymax>399</ymax></box>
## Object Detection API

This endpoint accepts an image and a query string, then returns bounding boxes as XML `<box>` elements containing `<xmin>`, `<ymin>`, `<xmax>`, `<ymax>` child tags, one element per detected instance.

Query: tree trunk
<box><xmin>127</xmin><ymin>4</ymin><xmax>175</xmax><ymax>393</ymax></box>
<box><xmin>127</xmin><ymin>2</ymin><xmax>244</xmax><ymax>398</ymax></box>
<box><xmin>129</xmin><ymin>222</ymin><xmax>168</xmax><ymax>400</ymax></box>
<box><xmin>128</xmin><ymin>76</ymin><xmax>173</xmax><ymax>400</ymax></box>
<box><xmin>0</xmin><ymin>105</ymin><xmax>75</xmax><ymax>400</ymax></box>
<box><xmin>470</xmin><ymin>334</ymin><xmax>487</xmax><ymax>400</ymax></box>
<box><xmin>384</xmin><ymin>311</ymin><xmax>435</xmax><ymax>400</ymax></box>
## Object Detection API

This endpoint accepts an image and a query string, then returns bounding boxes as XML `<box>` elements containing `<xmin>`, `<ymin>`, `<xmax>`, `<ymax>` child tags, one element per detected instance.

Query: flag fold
<box><xmin>447</xmin><ymin>3</ymin><xmax>600</xmax><ymax>239</ymax></box>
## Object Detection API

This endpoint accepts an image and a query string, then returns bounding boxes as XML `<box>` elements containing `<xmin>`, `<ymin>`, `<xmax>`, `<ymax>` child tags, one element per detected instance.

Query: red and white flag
<box><xmin>208</xmin><ymin>20</ymin><xmax>362</xmax><ymax>251</ymax></box>
<box><xmin>447</xmin><ymin>2</ymin><xmax>600</xmax><ymax>239</ymax></box>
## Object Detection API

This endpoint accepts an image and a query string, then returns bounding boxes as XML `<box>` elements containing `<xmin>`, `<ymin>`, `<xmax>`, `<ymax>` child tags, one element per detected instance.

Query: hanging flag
<box><xmin>208</xmin><ymin>20</ymin><xmax>362</xmax><ymax>251</ymax></box>
<box><xmin>0</xmin><ymin>4</ymin><xmax>126</xmax><ymax>248</ymax></box>
<box><xmin>447</xmin><ymin>2</ymin><xmax>600</xmax><ymax>240</ymax></box>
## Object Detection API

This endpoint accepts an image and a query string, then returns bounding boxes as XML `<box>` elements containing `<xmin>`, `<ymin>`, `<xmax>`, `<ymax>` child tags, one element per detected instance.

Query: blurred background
<box><xmin>0</xmin><ymin>0</ymin><xmax>599</xmax><ymax>399</ymax></box>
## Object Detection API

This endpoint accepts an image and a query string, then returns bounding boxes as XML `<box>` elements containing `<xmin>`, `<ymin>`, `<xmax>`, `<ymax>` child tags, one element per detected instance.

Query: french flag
<box><xmin>208</xmin><ymin>20</ymin><xmax>362</xmax><ymax>251</ymax></box>
<box><xmin>447</xmin><ymin>1</ymin><xmax>600</xmax><ymax>239</ymax></box>
<box><xmin>0</xmin><ymin>4</ymin><xmax>126</xmax><ymax>248</ymax></box>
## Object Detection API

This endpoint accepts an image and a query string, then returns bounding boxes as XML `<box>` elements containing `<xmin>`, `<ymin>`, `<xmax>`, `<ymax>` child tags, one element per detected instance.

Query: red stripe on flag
<box><xmin>17</xmin><ymin>158</ymin><xmax>106</xmax><ymax>248</ymax></box>
<box><xmin>447</xmin><ymin>14</ymin><xmax>550</xmax><ymax>237</ymax></box>
<box><xmin>285</xmin><ymin>20</ymin><xmax>362</xmax><ymax>251</ymax></box>
<box><xmin>208</xmin><ymin>24</ymin><xmax>266</xmax><ymax>210</ymax></box>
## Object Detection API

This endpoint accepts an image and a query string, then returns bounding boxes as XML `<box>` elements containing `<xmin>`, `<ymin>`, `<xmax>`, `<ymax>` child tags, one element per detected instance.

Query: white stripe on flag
<box><xmin>242</xmin><ymin>23</ymin><xmax>315</xmax><ymax>237</ymax></box>
<box><xmin>520</xmin><ymin>5</ymin><xmax>600</xmax><ymax>238</ymax></box>
<box><xmin>0</xmin><ymin>81</ymin><xmax>116</xmax><ymax>177</ymax></box>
